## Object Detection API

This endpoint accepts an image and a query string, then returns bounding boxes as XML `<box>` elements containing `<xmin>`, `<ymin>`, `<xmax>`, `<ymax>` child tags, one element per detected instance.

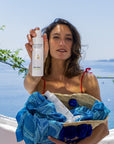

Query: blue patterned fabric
<box><xmin>16</xmin><ymin>92</ymin><xmax>65</xmax><ymax>144</ymax></box>
<box><xmin>59</xmin><ymin>124</ymin><xmax>92</xmax><ymax>143</ymax></box>
<box><xmin>70</xmin><ymin>100</ymin><xmax>110</xmax><ymax>121</ymax></box>
<box><xmin>16</xmin><ymin>92</ymin><xmax>110</xmax><ymax>144</ymax></box>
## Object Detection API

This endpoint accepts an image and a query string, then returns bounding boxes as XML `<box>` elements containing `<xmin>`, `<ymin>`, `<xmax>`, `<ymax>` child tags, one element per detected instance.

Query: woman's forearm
<box><xmin>24</xmin><ymin>62</ymin><xmax>41</xmax><ymax>94</ymax></box>
<box><xmin>24</xmin><ymin>72</ymin><xmax>41</xmax><ymax>94</ymax></box>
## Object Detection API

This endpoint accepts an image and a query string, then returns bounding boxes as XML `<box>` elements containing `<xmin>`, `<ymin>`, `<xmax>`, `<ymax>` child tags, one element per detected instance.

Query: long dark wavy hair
<box><xmin>42</xmin><ymin>18</ymin><xmax>83</xmax><ymax>78</ymax></box>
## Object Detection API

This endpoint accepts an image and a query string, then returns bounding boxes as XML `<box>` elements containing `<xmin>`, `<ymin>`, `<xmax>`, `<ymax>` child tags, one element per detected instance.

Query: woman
<box><xmin>24</xmin><ymin>18</ymin><xmax>109</xmax><ymax>144</ymax></box>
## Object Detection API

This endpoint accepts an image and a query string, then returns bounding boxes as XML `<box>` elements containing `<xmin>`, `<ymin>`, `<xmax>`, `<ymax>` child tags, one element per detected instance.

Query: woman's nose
<box><xmin>59</xmin><ymin>39</ymin><xmax>65</xmax><ymax>46</ymax></box>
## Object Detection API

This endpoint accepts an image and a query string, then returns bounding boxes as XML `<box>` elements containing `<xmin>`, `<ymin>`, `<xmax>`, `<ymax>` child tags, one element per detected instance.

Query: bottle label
<box><xmin>32</xmin><ymin>44</ymin><xmax>43</xmax><ymax>76</ymax></box>
<box><xmin>33</xmin><ymin>44</ymin><xmax>42</xmax><ymax>49</ymax></box>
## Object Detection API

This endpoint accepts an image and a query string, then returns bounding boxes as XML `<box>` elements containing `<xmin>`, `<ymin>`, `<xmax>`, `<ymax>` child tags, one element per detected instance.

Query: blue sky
<box><xmin>0</xmin><ymin>0</ymin><xmax>114</xmax><ymax>60</ymax></box>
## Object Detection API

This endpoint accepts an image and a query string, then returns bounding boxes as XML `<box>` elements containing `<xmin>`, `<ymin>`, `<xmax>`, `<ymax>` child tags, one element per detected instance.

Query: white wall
<box><xmin>0</xmin><ymin>115</ymin><xmax>114</xmax><ymax>144</ymax></box>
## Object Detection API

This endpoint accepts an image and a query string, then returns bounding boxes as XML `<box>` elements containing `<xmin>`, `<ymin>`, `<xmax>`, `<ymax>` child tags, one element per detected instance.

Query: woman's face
<box><xmin>49</xmin><ymin>24</ymin><xmax>73</xmax><ymax>61</ymax></box>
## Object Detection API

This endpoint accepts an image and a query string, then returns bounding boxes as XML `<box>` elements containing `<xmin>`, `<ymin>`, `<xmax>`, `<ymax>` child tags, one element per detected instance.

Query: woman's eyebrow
<box><xmin>52</xmin><ymin>33</ymin><xmax>60</xmax><ymax>36</ymax></box>
<box><xmin>52</xmin><ymin>33</ymin><xmax>72</xmax><ymax>36</ymax></box>
<box><xmin>65</xmin><ymin>34</ymin><xmax>72</xmax><ymax>37</ymax></box>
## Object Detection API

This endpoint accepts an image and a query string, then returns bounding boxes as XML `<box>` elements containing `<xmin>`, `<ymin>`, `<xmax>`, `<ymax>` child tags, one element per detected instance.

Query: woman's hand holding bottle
<box><xmin>25</xmin><ymin>27</ymin><xmax>49</xmax><ymax>62</ymax></box>
<box><xmin>25</xmin><ymin>27</ymin><xmax>49</xmax><ymax>76</ymax></box>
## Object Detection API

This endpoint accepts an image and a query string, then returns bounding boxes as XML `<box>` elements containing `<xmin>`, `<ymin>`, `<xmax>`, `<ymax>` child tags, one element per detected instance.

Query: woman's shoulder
<box><xmin>82</xmin><ymin>69</ymin><xmax>98</xmax><ymax>90</ymax></box>
<box><xmin>82</xmin><ymin>70</ymin><xmax>101</xmax><ymax>100</ymax></box>
<box><xmin>84</xmin><ymin>71</ymin><xmax>97</xmax><ymax>81</ymax></box>
<box><xmin>80</xmin><ymin>67</ymin><xmax>97</xmax><ymax>82</ymax></box>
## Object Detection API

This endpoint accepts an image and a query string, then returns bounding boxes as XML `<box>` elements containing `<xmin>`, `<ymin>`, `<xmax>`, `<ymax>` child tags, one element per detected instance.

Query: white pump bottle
<box><xmin>44</xmin><ymin>91</ymin><xmax>78</xmax><ymax>123</ymax></box>
<box><xmin>32</xmin><ymin>30</ymin><xmax>43</xmax><ymax>76</ymax></box>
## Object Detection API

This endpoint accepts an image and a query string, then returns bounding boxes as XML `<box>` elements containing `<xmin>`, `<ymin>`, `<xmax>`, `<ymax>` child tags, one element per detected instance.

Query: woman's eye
<box><xmin>53</xmin><ymin>36</ymin><xmax>59</xmax><ymax>39</ymax></box>
<box><xmin>66</xmin><ymin>38</ymin><xmax>73</xmax><ymax>41</ymax></box>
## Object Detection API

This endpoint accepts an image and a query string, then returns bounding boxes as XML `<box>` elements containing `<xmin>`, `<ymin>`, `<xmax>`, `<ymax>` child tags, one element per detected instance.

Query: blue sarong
<box><xmin>16</xmin><ymin>92</ymin><xmax>110</xmax><ymax>144</ymax></box>
<box><xmin>16</xmin><ymin>92</ymin><xmax>65</xmax><ymax>144</ymax></box>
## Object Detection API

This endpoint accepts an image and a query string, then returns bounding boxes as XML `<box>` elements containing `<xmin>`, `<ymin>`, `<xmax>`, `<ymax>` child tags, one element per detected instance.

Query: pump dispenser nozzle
<box><xmin>33</xmin><ymin>30</ymin><xmax>42</xmax><ymax>44</ymax></box>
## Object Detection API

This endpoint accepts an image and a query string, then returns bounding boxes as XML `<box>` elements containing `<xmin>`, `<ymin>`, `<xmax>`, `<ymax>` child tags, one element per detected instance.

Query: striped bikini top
<box><xmin>42</xmin><ymin>68</ymin><xmax>91</xmax><ymax>94</ymax></box>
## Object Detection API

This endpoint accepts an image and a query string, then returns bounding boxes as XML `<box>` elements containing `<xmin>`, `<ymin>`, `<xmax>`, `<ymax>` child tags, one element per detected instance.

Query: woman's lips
<box><xmin>56</xmin><ymin>49</ymin><xmax>67</xmax><ymax>52</ymax></box>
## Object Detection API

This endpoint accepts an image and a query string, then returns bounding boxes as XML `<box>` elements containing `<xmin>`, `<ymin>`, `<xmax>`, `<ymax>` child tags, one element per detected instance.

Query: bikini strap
<box><xmin>42</xmin><ymin>68</ymin><xmax>92</xmax><ymax>94</ymax></box>
<box><xmin>81</xmin><ymin>68</ymin><xmax>91</xmax><ymax>93</ymax></box>
<box><xmin>41</xmin><ymin>77</ymin><xmax>46</xmax><ymax>94</ymax></box>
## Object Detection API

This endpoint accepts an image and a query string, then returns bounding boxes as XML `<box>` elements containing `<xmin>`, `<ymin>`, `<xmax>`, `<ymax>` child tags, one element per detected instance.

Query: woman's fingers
<box><xmin>27</xmin><ymin>27</ymin><xmax>40</xmax><ymax>45</ymax></box>
<box><xmin>48</xmin><ymin>136</ymin><xmax>66</xmax><ymax>144</ymax></box>
<box><xmin>26</xmin><ymin>27</ymin><xmax>49</xmax><ymax>62</ymax></box>
<box><xmin>30</xmin><ymin>27</ymin><xmax>40</xmax><ymax>37</ymax></box>
<box><xmin>25</xmin><ymin>43</ymin><xmax>32</xmax><ymax>60</ymax></box>
<box><xmin>27</xmin><ymin>34</ymin><xmax>33</xmax><ymax>45</ymax></box>
<box><xmin>26</xmin><ymin>27</ymin><xmax>40</xmax><ymax>59</ymax></box>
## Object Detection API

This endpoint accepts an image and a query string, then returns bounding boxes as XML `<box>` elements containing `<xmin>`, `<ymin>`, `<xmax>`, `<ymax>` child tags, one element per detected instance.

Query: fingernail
<box><xmin>30</xmin><ymin>42</ymin><xmax>32</xmax><ymax>45</ymax></box>
<box><xmin>44</xmin><ymin>33</ymin><xmax>47</xmax><ymax>39</ymax></box>
<box><xmin>33</xmin><ymin>33</ymin><xmax>36</xmax><ymax>36</ymax></box>
<box><xmin>48</xmin><ymin>136</ymin><xmax>51</xmax><ymax>139</ymax></box>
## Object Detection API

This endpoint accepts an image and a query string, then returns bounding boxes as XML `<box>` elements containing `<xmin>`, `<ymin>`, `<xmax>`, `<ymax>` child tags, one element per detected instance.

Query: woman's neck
<box><xmin>49</xmin><ymin>58</ymin><xmax>66</xmax><ymax>81</ymax></box>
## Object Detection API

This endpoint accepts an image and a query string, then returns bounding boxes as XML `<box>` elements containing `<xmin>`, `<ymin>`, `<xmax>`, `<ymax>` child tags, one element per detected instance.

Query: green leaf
<box><xmin>14</xmin><ymin>49</ymin><xmax>22</xmax><ymax>56</ymax></box>
<box><xmin>0</xmin><ymin>48</ymin><xmax>28</xmax><ymax>77</ymax></box>
<box><xmin>0</xmin><ymin>25</ymin><xmax>5</xmax><ymax>31</ymax></box>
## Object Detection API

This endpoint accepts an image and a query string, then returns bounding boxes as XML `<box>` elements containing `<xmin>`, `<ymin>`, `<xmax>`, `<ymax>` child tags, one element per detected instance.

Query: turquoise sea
<box><xmin>0</xmin><ymin>60</ymin><xmax>114</xmax><ymax>129</ymax></box>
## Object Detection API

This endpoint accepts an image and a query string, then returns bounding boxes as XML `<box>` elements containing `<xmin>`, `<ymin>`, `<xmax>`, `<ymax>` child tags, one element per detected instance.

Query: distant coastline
<box><xmin>97</xmin><ymin>59</ymin><xmax>114</xmax><ymax>62</ymax></box>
